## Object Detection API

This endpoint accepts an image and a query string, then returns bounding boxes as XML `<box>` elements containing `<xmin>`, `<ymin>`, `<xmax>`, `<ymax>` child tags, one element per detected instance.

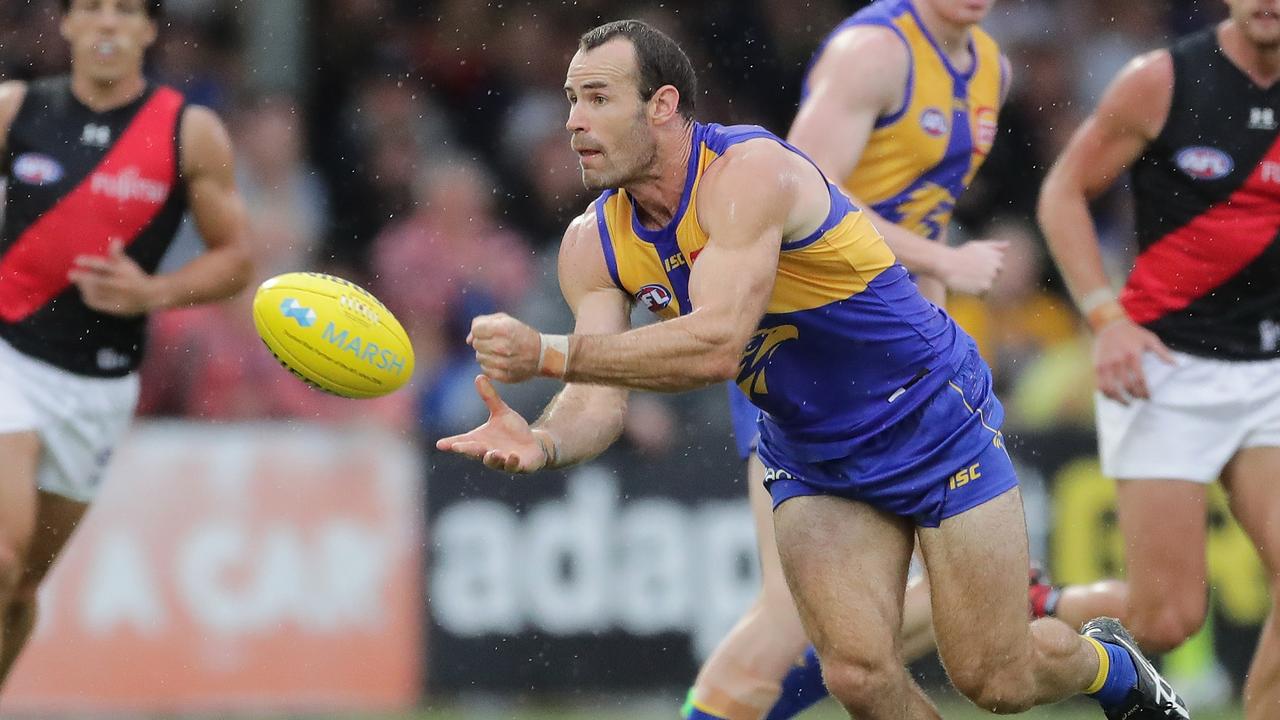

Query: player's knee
<box><xmin>1129</xmin><ymin>598</ymin><xmax>1206</xmax><ymax>653</ymax></box>
<box><xmin>949</xmin><ymin>666</ymin><xmax>1036</xmax><ymax>715</ymax></box>
<box><xmin>821</xmin><ymin>653</ymin><xmax>899</xmax><ymax>711</ymax></box>
<box><xmin>1134</xmin><ymin>609</ymin><xmax>1205</xmax><ymax>654</ymax></box>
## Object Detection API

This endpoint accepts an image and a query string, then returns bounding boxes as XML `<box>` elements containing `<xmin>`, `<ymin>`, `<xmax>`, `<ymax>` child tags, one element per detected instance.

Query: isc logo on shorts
<box><xmin>948</xmin><ymin>462</ymin><xmax>981</xmax><ymax>490</ymax></box>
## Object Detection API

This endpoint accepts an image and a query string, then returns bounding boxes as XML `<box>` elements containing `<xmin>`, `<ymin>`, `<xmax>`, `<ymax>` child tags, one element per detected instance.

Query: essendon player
<box><xmin>1041</xmin><ymin>0</ymin><xmax>1280</xmax><ymax>715</ymax></box>
<box><xmin>0</xmin><ymin>0</ymin><xmax>250</xmax><ymax>686</ymax></box>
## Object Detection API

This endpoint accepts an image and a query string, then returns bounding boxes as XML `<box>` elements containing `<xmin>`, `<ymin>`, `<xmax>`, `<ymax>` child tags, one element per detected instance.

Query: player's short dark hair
<box><xmin>579</xmin><ymin>19</ymin><xmax>696</xmax><ymax>121</ymax></box>
<box><xmin>60</xmin><ymin>0</ymin><xmax>164</xmax><ymax>19</ymax></box>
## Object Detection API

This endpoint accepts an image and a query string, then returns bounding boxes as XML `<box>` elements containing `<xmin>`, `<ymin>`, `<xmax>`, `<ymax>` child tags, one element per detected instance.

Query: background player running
<box><xmin>440</xmin><ymin>19</ymin><xmax>1187</xmax><ymax>720</ymax></box>
<box><xmin>1041</xmin><ymin>0</ymin><xmax>1280</xmax><ymax>715</ymax></box>
<box><xmin>0</xmin><ymin>0</ymin><xmax>250</xmax><ymax>687</ymax></box>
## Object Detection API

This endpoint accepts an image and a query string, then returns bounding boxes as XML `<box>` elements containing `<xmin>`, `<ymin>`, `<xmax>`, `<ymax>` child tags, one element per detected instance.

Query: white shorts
<box><xmin>1096</xmin><ymin>350</ymin><xmax>1280</xmax><ymax>483</ymax></box>
<box><xmin>0</xmin><ymin>339</ymin><xmax>139</xmax><ymax>502</ymax></box>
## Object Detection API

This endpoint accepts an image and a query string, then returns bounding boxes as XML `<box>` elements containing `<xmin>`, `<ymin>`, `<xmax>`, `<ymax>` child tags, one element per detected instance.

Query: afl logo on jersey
<box><xmin>11</xmin><ymin>153</ymin><xmax>64</xmax><ymax>186</ymax></box>
<box><xmin>1175</xmin><ymin>146</ymin><xmax>1234</xmax><ymax>180</ymax></box>
<box><xmin>636</xmin><ymin>284</ymin><xmax>672</xmax><ymax>312</ymax></box>
<box><xmin>920</xmin><ymin>107</ymin><xmax>949</xmax><ymax>137</ymax></box>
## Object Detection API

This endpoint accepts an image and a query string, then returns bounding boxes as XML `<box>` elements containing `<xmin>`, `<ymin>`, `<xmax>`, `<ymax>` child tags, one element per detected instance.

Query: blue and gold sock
<box><xmin>765</xmin><ymin>645</ymin><xmax>829</xmax><ymax>720</ymax></box>
<box><xmin>1084</xmin><ymin>637</ymin><xmax>1139</xmax><ymax>708</ymax></box>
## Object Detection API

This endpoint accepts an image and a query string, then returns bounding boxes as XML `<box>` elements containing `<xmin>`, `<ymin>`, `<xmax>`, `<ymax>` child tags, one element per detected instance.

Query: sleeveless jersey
<box><xmin>594</xmin><ymin>122</ymin><xmax>968</xmax><ymax>459</ymax></box>
<box><xmin>1125</xmin><ymin>29</ymin><xmax>1280</xmax><ymax>360</ymax></box>
<box><xmin>803</xmin><ymin>0</ymin><xmax>1004</xmax><ymax>240</ymax></box>
<box><xmin>0</xmin><ymin>77</ymin><xmax>187</xmax><ymax>376</ymax></box>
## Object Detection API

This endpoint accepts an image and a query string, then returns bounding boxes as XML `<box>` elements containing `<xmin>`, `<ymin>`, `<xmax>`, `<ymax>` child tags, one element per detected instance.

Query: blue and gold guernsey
<box><xmin>804</xmin><ymin>0</ymin><xmax>1004</xmax><ymax>240</ymax></box>
<box><xmin>595</xmin><ymin>123</ymin><xmax>1015</xmax><ymax>524</ymax></box>
<box><xmin>598</xmin><ymin>123</ymin><xmax>965</xmax><ymax>452</ymax></box>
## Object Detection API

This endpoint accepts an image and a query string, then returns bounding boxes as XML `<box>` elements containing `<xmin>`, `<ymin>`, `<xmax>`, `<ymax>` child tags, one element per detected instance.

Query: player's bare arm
<box><xmin>787</xmin><ymin>26</ymin><xmax>1005</xmax><ymax>297</ymax></box>
<box><xmin>1039</xmin><ymin>50</ymin><xmax>1175</xmax><ymax>403</ymax></box>
<box><xmin>68</xmin><ymin>106</ymin><xmax>252</xmax><ymax>316</ymax></box>
<box><xmin>437</xmin><ymin>209</ymin><xmax>632</xmax><ymax>474</ymax></box>
<box><xmin>0</xmin><ymin>81</ymin><xmax>28</xmax><ymax>158</ymax></box>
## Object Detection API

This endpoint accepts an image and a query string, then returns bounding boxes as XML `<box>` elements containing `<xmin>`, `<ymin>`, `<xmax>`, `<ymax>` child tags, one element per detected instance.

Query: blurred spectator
<box><xmin>370</xmin><ymin>159</ymin><xmax>536</xmax><ymax>436</ymax></box>
<box><xmin>947</xmin><ymin>218</ymin><xmax>1077</xmax><ymax>395</ymax></box>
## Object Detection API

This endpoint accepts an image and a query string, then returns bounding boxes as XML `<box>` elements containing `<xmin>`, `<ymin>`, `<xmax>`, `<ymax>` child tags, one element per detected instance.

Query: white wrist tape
<box><xmin>537</xmin><ymin>333</ymin><xmax>570</xmax><ymax>379</ymax></box>
<box><xmin>1078</xmin><ymin>287</ymin><xmax>1117</xmax><ymax>315</ymax></box>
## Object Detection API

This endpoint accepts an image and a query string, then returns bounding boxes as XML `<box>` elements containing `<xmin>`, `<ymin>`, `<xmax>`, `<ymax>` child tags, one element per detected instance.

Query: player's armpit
<box><xmin>146</xmin><ymin>106</ymin><xmax>252</xmax><ymax>310</ymax></box>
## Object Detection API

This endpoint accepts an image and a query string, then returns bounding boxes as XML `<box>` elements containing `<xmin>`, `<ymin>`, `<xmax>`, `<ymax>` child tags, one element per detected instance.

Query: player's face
<box><xmin>61</xmin><ymin>0</ymin><xmax>157</xmax><ymax>84</ymax></box>
<box><xmin>1228</xmin><ymin>0</ymin><xmax>1280</xmax><ymax>49</ymax></box>
<box><xmin>919</xmin><ymin>0</ymin><xmax>996</xmax><ymax>26</ymax></box>
<box><xmin>564</xmin><ymin>39</ymin><xmax>659</xmax><ymax>191</ymax></box>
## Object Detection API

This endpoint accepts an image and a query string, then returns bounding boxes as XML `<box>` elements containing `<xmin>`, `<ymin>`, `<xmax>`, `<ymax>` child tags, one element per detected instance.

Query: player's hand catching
<box><xmin>469</xmin><ymin>312</ymin><xmax>542</xmax><ymax>383</ymax></box>
<box><xmin>436</xmin><ymin>375</ymin><xmax>548</xmax><ymax>473</ymax></box>
<box><xmin>1093</xmin><ymin>316</ymin><xmax>1175</xmax><ymax>404</ymax></box>
<box><xmin>938</xmin><ymin>239</ymin><xmax>1009</xmax><ymax>295</ymax></box>
<box><xmin>68</xmin><ymin>239</ymin><xmax>158</xmax><ymax>316</ymax></box>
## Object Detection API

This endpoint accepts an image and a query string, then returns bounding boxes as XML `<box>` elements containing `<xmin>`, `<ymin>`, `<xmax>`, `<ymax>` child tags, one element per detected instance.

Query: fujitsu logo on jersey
<box><xmin>90</xmin><ymin>166</ymin><xmax>170</xmax><ymax>204</ymax></box>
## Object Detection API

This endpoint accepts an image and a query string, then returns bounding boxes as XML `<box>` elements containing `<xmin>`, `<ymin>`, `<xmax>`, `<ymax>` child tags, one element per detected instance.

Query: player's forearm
<box><xmin>565</xmin><ymin>311</ymin><xmax>742</xmax><ymax>392</ymax></box>
<box><xmin>1038</xmin><ymin>172</ymin><xmax>1118</xmax><ymax>324</ymax></box>
<box><xmin>848</xmin><ymin>195</ymin><xmax>948</xmax><ymax>278</ymax></box>
<box><xmin>148</xmin><ymin>242</ymin><xmax>253</xmax><ymax>310</ymax></box>
<box><xmin>532</xmin><ymin>384</ymin><xmax>627</xmax><ymax>468</ymax></box>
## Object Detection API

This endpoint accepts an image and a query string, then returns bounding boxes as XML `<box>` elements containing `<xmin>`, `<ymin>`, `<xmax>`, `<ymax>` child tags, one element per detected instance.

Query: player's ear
<box><xmin>142</xmin><ymin>17</ymin><xmax>159</xmax><ymax>49</ymax></box>
<box><xmin>648</xmin><ymin>84</ymin><xmax>682</xmax><ymax>125</ymax></box>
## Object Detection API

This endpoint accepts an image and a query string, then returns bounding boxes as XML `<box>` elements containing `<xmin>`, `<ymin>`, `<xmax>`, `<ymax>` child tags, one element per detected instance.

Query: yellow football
<box><xmin>252</xmin><ymin>272</ymin><xmax>415</xmax><ymax>398</ymax></box>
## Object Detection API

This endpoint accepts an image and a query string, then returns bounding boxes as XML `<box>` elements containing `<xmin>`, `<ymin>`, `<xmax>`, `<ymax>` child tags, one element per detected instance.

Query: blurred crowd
<box><xmin>0</xmin><ymin>0</ymin><xmax>1226</xmax><ymax>447</ymax></box>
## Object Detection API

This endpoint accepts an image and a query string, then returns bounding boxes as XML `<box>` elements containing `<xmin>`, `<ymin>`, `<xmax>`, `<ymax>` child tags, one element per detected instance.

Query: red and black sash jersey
<box><xmin>1125</xmin><ymin>29</ymin><xmax>1280</xmax><ymax>360</ymax></box>
<box><xmin>0</xmin><ymin>77</ymin><xmax>187</xmax><ymax>376</ymax></box>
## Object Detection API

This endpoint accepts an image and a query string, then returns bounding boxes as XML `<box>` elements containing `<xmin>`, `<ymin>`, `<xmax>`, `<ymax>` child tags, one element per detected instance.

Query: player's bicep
<box><xmin>690</xmin><ymin>145</ymin><xmax>789</xmax><ymax>344</ymax></box>
<box><xmin>180</xmin><ymin>106</ymin><xmax>249</xmax><ymax>251</ymax></box>
<box><xmin>1054</xmin><ymin>51</ymin><xmax>1172</xmax><ymax>199</ymax></box>
<box><xmin>787</xmin><ymin>27</ymin><xmax>906</xmax><ymax>183</ymax></box>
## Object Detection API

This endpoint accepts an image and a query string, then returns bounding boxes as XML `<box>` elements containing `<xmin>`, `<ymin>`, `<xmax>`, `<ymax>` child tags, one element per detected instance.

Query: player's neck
<box><xmin>625</xmin><ymin>122</ymin><xmax>695</xmax><ymax>230</ymax></box>
<box><xmin>1221</xmin><ymin>21</ymin><xmax>1280</xmax><ymax>88</ymax></box>
<box><xmin>69</xmin><ymin>72</ymin><xmax>147</xmax><ymax>113</ymax></box>
<box><xmin>912</xmin><ymin>2</ymin><xmax>974</xmax><ymax>70</ymax></box>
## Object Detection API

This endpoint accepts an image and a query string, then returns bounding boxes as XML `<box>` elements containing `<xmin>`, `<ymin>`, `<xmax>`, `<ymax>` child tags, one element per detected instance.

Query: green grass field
<box><xmin>383</xmin><ymin>698</ymin><xmax>1242</xmax><ymax>719</ymax></box>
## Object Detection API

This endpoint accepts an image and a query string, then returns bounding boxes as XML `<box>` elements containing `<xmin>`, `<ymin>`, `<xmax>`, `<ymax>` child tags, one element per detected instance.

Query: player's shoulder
<box><xmin>704</xmin><ymin>136</ymin><xmax>798</xmax><ymax>187</ymax></box>
<box><xmin>1111</xmin><ymin>49</ymin><xmax>1174</xmax><ymax>96</ymax></box>
<box><xmin>820</xmin><ymin>23</ymin><xmax>911</xmax><ymax>74</ymax></box>
<box><xmin>178</xmin><ymin>103</ymin><xmax>234</xmax><ymax>170</ymax></box>
<box><xmin>558</xmin><ymin>202</ymin><xmax>605</xmax><ymax>263</ymax></box>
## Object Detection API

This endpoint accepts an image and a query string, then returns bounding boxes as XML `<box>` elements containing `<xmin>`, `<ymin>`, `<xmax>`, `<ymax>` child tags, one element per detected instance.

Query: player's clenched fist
<box><xmin>468</xmin><ymin>312</ymin><xmax>543</xmax><ymax>383</ymax></box>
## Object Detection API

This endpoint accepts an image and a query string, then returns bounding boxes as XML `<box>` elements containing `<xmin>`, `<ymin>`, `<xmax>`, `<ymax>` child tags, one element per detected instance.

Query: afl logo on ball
<box><xmin>920</xmin><ymin>107</ymin><xmax>948</xmax><ymax>137</ymax></box>
<box><xmin>12</xmin><ymin>153</ymin><xmax>64</xmax><ymax>186</ymax></box>
<box><xmin>1175</xmin><ymin>146</ymin><xmax>1233</xmax><ymax>180</ymax></box>
<box><xmin>637</xmin><ymin>284</ymin><xmax>672</xmax><ymax>312</ymax></box>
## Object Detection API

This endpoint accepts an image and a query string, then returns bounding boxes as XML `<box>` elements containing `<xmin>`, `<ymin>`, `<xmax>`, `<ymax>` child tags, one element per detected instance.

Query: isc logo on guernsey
<box><xmin>321</xmin><ymin>322</ymin><xmax>408</xmax><ymax>375</ymax></box>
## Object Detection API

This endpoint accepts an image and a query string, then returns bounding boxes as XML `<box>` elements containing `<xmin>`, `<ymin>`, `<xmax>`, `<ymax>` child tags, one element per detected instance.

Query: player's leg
<box><xmin>920</xmin><ymin>487</ymin><xmax>1105</xmax><ymax>711</ymax></box>
<box><xmin>1219</xmin><ymin>446</ymin><xmax>1280</xmax><ymax>718</ymax></box>
<box><xmin>0</xmin><ymin>432</ymin><xmax>39</xmax><ymax>665</ymax></box>
<box><xmin>1113</xmin><ymin>479</ymin><xmax>1209</xmax><ymax>653</ymax></box>
<box><xmin>0</xmin><ymin>490</ymin><xmax>87</xmax><ymax>684</ymax></box>
<box><xmin>774</xmin><ymin>494</ymin><xmax>940</xmax><ymax>720</ymax></box>
<box><xmin>686</xmin><ymin>454</ymin><xmax>810</xmax><ymax>720</ymax></box>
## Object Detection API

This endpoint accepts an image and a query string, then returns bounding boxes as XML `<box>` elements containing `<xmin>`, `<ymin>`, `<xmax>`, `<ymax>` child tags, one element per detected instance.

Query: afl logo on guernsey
<box><xmin>636</xmin><ymin>284</ymin><xmax>672</xmax><ymax>312</ymax></box>
<box><xmin>920</xmin><ymin>107</ymin><xmax>949</xmax><ymax>137</ymax></box>
<box><xmin>12</xmin><ymin>153</ymin><xmax>64</xmax><ymax>186</ymax></box>
<box><xmin>1175</xmin><ymin>146</ymin><xmax>1233</xmax><ymax>180</ymax></box>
